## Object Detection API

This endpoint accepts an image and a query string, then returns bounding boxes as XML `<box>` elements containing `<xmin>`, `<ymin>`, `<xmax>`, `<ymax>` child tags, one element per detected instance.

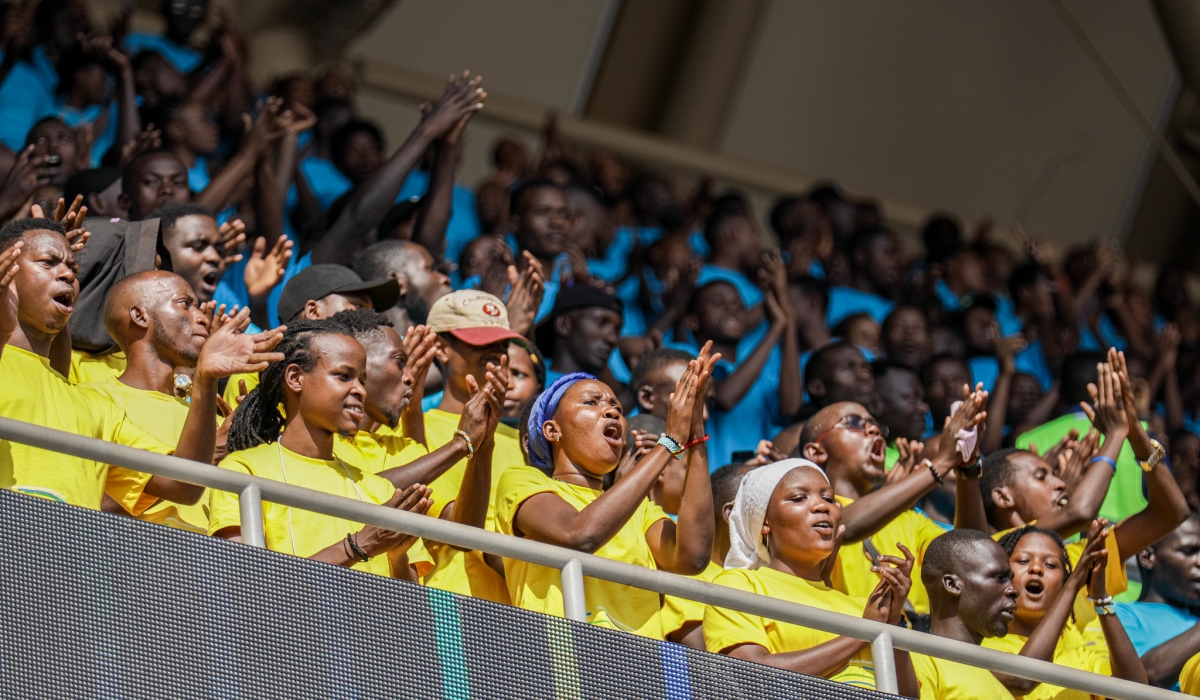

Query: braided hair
<box><xmin>226</xmin><ymin>318</ymin><xmax>351</xmax><ymax>453</ymax></box>
<box><xmin>997</xmin><ymin>524</ymin><xmax>1073</xmax><ymax>578</ymax></box>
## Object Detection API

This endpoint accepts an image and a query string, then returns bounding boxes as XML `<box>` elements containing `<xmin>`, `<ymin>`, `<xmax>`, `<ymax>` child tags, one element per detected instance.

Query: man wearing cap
<box><xmin>422</xmin><ymin>290</ymin><xmax>528</xmax><ymax>603</ymax></box>
<box><xmin>221</xmin><ymin>264</ymin><xmax>400</xmax><ymax>406</ymax></box>
<box><xmin>536</xmin><ymin>283</ymin><xmax>628</xmax><ymax>397</ymax></box>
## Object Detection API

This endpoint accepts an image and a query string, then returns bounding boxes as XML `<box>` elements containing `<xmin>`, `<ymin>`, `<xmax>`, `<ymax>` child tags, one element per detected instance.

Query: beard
<box><xmin>402</xmin><ymin>292</ymin><xmax>431</xmax><ymax>325</ymax></box>
<box><xmin>150</xmin><ymin>312</ymin><xmax>199</xmax><ymax>365</ymax></box>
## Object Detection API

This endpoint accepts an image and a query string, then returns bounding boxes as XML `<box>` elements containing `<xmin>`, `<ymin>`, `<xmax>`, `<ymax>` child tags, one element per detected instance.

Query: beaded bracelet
<box><xmin>657</xmin><ymin>433</ymin><xmax>685</xmax><ymax>459</ymax></box>
<box><xmin>455</xmin><ymin>429</ymin><xmax>475</xmax><ymax>457</ymax></box>
<box><xmin>684</xmin><ymin>435</ymin><xmax>710</xmax><ymax>450</ymax></box>
<box><xmin>346</xmin><ymin>533</ymin><xmax>371</xmax><ymax>562</ymax></box>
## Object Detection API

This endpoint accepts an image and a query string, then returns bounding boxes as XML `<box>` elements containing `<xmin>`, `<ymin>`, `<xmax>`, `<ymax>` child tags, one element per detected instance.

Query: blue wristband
<box><xmin>656</xmin><ymin>433</ymin><xmax>685</xmax><ymax>459</ymax></box>
<box><xmin>1089</xmin><ymin>456</ymin><xmax>1117</xmax><ymax>471</ymax></box>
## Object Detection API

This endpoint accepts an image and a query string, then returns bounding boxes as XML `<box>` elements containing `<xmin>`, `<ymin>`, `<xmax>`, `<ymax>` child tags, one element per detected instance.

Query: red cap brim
<box><xmin>449</xmin><ymin>327</ymin><xmax>526</xmax><ymax>346</ymax></box>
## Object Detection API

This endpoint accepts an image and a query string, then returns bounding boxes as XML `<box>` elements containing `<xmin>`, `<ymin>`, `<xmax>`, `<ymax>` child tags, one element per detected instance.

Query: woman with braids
<box><xmin>208</xmin><ymin>319</ymin><xmax>502</xmax><ymax>578</ymax></box>
<box><xmin>494</xmin><ymin>343</ymin><xmax>719</xmax><ymax>639</ymax></box>
<box><xmin>983</xmin><ymin>520</ymin><xmax>1147</xmax><ymax>699</ymax></box>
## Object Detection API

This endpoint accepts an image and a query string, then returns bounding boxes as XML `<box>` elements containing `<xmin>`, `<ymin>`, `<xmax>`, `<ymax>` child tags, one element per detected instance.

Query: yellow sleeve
<box><xmin>494</xmin><ymin>466</ymin><xmax>557</xmax><ymax>536</ymax></box>
<box><xmin>640</xmin><ymin>497</ymin><xmax>671</xmax><ymax>535</ymax></box>
<box><xmin>408</xmin><ymin>538</ymin><xmax>435</xmax><ymax>580</ymax></box>
<box><xmin>101</xmin><ymin>405</ymin><xmax>175</xmax><ymax>515</ymax></box>
<box><xmin>910</xmin><ymin>654</ymin><xmax>940</xmax><ymax>700</ymax></box>
<box><xmin>703</xmin><ymin>569</ymin><xmax>769</xmax><ymax>654</ymax></box>
<box><xmin>207</xmin><ymin>458</ymin><xmax>251</xmax><ymax>536</ymax></box>
<box><xmin>1180</xmin><ymin>651</ymin><xmax>1200</xmax><ymax>696</ymax></box>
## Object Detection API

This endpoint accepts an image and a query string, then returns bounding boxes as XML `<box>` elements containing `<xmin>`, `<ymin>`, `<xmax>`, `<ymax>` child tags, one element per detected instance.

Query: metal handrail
<box><xmin>0</xmin><ymin>415</ymin><xmax>1179</xmax><ymax>700</ymax></box>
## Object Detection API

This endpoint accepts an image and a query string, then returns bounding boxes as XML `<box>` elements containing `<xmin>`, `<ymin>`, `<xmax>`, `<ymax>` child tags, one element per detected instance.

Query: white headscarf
<box><xmin>724</xmin><ymin>458</ymin><xmax>830</xmax><ymax>570</ymax></box>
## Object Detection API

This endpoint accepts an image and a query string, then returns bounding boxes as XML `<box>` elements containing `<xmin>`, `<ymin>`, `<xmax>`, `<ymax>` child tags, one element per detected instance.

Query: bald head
<box><xmin>104</xmin><ymin>271</ymin><xmax>207</xmax><ymax>366</ymax></box>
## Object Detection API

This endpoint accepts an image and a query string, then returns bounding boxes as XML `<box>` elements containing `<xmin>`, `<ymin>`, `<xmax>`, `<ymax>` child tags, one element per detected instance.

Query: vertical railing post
<box><xmin>239</xmin><ymin>483</ymin><xmax>266</xmax><ymax>548</ymax></box>
<box><xmin>561</xmin><ymin>558</ymin><xmax>588</xmax><ymax>622</ymax></box>
<box><xmin>871</xmin><ymin>630</ymin><xmax>898</xmax><ymax>694</ymax></box>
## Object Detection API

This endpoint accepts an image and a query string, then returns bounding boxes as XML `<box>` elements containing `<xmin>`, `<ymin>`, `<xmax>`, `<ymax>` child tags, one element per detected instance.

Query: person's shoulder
<box><xmin>497</xmin><ymin>464</ymin><xmax>551</xmax><ymax>491</ymax></box>
<box><xmin>711</xmin><ymin>567</ymin><xmax>756</xmax><ymax>591</ymax></box>
<box><xmin>218</xmin><ymin>442</ymin><xmax>275</xmax><ymax>473</ymax></box>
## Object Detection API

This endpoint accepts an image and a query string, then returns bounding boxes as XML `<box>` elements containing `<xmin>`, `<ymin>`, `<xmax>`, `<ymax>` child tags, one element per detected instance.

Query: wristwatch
<box><xmin>1139</xmin><ymin>438</ymin><xmax>1165</xmax><ymax>473</ymax></box>
<box><xmin>956</xmin><ymin>457</ymin><xmax>983</xmax><ymax>479</ymax></box>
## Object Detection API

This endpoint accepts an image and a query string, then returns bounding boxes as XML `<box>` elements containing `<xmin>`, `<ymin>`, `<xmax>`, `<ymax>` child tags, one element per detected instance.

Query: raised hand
<box><xmin>996</xmin><ymin>334</ymin><xmax>1027</xmax><ymax>375</ymax></box>
<box><xmin>0</xmin><ymin>146</ymin><xmax>43</xmax><ymax>219</ymax></box>
<box><xmin>418</xmin><ymin>71</ymin><xmax>487</xmax><ymax>140</ymax></box>
<box><xmin>277</xmin><ymin>103</ymin><xmax>317</xmax><ymax>136</ymax></box>
<box><xmin>689</xmin><ymin>340</ymin><xmax>721</xmax><ymax>440</ymax></box>
<box><xmin>870</xmin><ymin>543</ymin><xmax>915</xmax><ymax>625</ymax></box>
<box><xmin>479</xmin><ymin>355</ymin><xmax>511</xmax><ymax>440</ymax></box>
<box><xmin>753</xmin><ymin>439</ymin><xmax>788</xmax><ymax>465</ymax></box>
<box><xmin>1067</xmin><ymin>519</ymin><xmax>1110</xmax><ymax>597</ymax></box>
<box><xmin>401</xmin><ymin>325</ymin><xmax>438</xmax><ymax>387</ymax></box>
<box><xmin>0</xmin><ymin>242</ymin><xmax>22</xmax><ymax>343</ymax></box>
<box><xmin>664</xmin><ymin>357</ymin><xmax>699</xmax><ymax>443</ymax></box>
<box><xmin>456</xmin><ymin>373</ymin><xmax>495</xmax><ymax>450</ymax></box>
<box><xmin>1055</xmin><ymin>429</ymin><xmax>1098</xmax><ymax>495</ymax></box>
<box><xmin>888</xmin><ymin>438</ymin><xmax>926</xmax><ymax>485</ymax></box>
<box><xmin>31</xmin><ymin>196</ymin><xmax>89</xmax><ymax>251</ymax></box>
<box><xmin>1080</xmin><ymin>362</ymin><xmax>1127</xmax><ymax>439</ymax></box>
<box><xmin>119</xmin><ymin>124</ymin><xmax>162</xmax><ymax>167</ymax></box>
<box><xmin>194</xmin><ymin>308</ymin><xmax>286</xmax><ymax>380</ymax></box>
<box><xmin>505</xmin><ymin>251</ymin><xmax>544</xmax><ymax>336</ymax></box>
<box><xmin>240</xmin><ymin>97</ymin><xmax>288</xmax><ymax>156</ymax></box>
<box><xmin>218</xmin><ymin>219</ymin><xmax>247</xmax><ymax>266</ymax></box>
<box><xmin>73</xmin><ymin>122</ymin><xmax>94</xmax><ymax>172</ymax></box>
<box><xmin>936</xmin><ymin>382</ymin><xmax>988</xmax><ymax>467</ymax></box>
<box><xmin>243</xmin><ymin>234</ymin><xmax>293</xmax><ymax>303</ymax></box>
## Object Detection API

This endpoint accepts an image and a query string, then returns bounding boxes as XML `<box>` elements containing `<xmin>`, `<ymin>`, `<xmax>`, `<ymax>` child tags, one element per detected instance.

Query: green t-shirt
<box><xmin>1015</xmin><ymin>412</ymin><xmax>1146</xmax><ymax>523</ymax></box>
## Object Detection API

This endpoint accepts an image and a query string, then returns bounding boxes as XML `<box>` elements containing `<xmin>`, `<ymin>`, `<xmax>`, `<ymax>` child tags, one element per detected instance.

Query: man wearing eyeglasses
<box><xmin>797</xmin><ymin>393</ymin><xmax>989</xmax><ymax>620</ymax></box>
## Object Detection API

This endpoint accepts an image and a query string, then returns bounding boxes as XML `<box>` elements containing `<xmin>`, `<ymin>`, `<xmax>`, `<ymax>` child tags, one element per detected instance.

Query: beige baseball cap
<box><xmin>427</xmin><ymin>290</ymin><xmax>526</xmax><ymax>346</ymax></box>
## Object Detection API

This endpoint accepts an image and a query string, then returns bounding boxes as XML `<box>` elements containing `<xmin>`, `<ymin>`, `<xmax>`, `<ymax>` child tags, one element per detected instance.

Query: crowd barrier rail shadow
<box><xmin>0</xmin><ymin>415</ymin><xmax>1180</xmax><ymax>699</ymax></box>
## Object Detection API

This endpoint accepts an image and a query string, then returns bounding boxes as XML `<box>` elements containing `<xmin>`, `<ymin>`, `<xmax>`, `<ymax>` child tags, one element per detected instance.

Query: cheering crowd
<box><xmin>5</xmin><ymin>0</ymin><xmax>1200</xmax><ymax>697</ymax></box>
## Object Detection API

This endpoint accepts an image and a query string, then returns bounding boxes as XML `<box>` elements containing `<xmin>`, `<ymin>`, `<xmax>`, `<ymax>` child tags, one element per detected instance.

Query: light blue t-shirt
<box><xmin>122</xmin><ymin>33</ymin><xmax>202</xmax><ymax>74</ymax></box>
<box><xmin>214</xmin><ymin>249</ymin><xmax>313</xmax><ymax>329</ymax></box>
<box><xmin>51</xmin><ymin>99</ymin><xmax>118</xmax><ymax>168</ymax></box>
<box><xmin>298</xmin><ymin>156</ymin><xmax>352</xmax><ymax>211</ymax></box>
<box><xmin>587</xmin><ymin>226</ymin><xmax>635</xmax><ymax>283</ymax></box>
<box><xmin>826</xmin><ymin>286</ymin><xmax>895</xmax><ymax>327</ymax></box>
<box><xmin>0</xmin><ymin>47</ymin><xmax>57</xmax><ymax>150</ymax></box>
<box><xmin>1115</xmin><ymin>601</ymin><xmax>1198</xmax><ymax>690</ymax></box>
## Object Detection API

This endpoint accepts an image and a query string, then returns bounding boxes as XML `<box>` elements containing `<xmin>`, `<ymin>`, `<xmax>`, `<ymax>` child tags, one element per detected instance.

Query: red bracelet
<box><xmin>684</xmin><ymin>435</ymin><xmax>710</xmax><ymax>450</ymax></box>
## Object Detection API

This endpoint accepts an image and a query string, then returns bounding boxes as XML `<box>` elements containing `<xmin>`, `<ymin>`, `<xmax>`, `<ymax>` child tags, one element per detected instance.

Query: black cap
<box><xmin>547</xmin><ymin>283</ymin><xmax>623</xmax><ymax>318</ymax></box>
<box><xmin>277</xmin><ymin>264</ymin><xmax>400</xmax><ymax>322</ymax></box>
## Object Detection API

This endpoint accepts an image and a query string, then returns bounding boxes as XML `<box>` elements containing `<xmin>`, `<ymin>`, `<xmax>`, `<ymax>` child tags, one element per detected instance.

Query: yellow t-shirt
<box><xmin>1179</xmin><ymin>651</ymin><xmax>1200</xmax><ymax>695</ymax></box>
<box><xmin>912</xmin><ymin>651</ymin><xmax>1014</xmax><ymax>699</ymax></box>
<box><xmin>703</xmin><ymin>566</ymin><xmax>877</xmax><ymax>689</ymax></box>
<box><xmin>982</xmin><ymin>625</ymin><xmax>1110</xmax><ymax>700</ymax></box>
<box><xmin>207</xmin><ymin>442</ymin><xmax>398</xmax><ymax>577</ymax></box>
<box><xmin>661</xmin><ymin>560</ymin><xmax>724</xmax><ymax>639</ymax></box>
<box><xmin>334</xmin><ymin>424</ymin><xmax>427</xmax><ymax>475</ymax></box>
<box><xmin>222</xmin><ymin>371</ymin><xmax>259</xmax><ymax>407</ymax></box>
<box><xmin>832</xmin><ymin>495</ymin><xmax>946</xmax><ymax>614</ymax></box>
<box><xmin>0</xmin><ymin>345</ymin><xmax>169</xmax><ymax>512</ymax></box>
<box><xmin>81</xmin><ymin>376</ymin><xmax>215</xmax><ymax>533</ymax></box>
<box><xmin>992</xmin><ymin>524</ymin><xmax>1126</xmax><ymax>636</ymax></box>
<box><xmin>496</xmin><ymin>465</ymin><xmax>669</xmax><ymax>638</ymax></box>
<box><xmin>419</xmin><ymin>407</ymin><xmax>525</xmax><ymax>604</ymax></box>
<box><xmin>68</xmin><ymin>349</ymin><xmax>126</xmax><ymax>385</ymax></box>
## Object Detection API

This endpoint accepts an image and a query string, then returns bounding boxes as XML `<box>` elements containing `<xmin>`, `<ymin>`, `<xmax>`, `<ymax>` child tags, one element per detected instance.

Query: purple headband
<box><xmin>526</xmin><ymin>372</ymin><xmax>597</xmax><ymax>468</ymax></box>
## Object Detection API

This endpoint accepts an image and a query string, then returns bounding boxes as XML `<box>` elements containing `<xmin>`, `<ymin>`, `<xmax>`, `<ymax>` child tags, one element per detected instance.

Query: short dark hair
<box><xmin>1061</xmin><ymin>351</ymin><xmax>1106</xmax><ymax>406</ymax></box>
<box><xmin>922</xmin><ymin>214</ymin><xmax>963</xmax><ymax>265</ymax></box>
<box><xmin>806</xmin><ymin>340</ymin><xmax>861</xmax><ymax>386</ymax></box>
<box><xmin>919</xmin><ymin>353</ymin><xmax>970</xmax><ymax>386</ymax></box>
<box><xmin>687</xmin><ymin>279</ymin><xmax>740</xmax><ymax>316</ymax></box>
<box><xmin>1008</xmin><ymin>262</ymin><xmax>1047</xmax><ymax>302</ymax></box>
<box><xmin>121</xmin><ymin>147</ymin><xmax>182</xmax><ymax>199</ymax></box>
<box><xmin>351</xmin><ymin>239</ymin><xmax>414</xmax><ymax>283</ymax></box>
<box><xmin>769</xmin><ymin>195</ymin><xmax>802</xmax><ymax>241</ymax></box>
<box><xmin>56</xmin><ymin>40</ymin><xmax>104</xmax><ymax>96</ymax></box>
<box><xmin>872</xmin><ymin>358</ymin><xmax>917</xmax><ymax>382</ymax></box>
<box><xmin>997</xmin><ymin>525</ymin><xmax>1071</xmax><ymax>576</ymax></box>
<box><xmin>790</xmin><ymin>275</ymin><xmax>828</xmax><ymax>313</ymax></box>
<box><xmin>711</xmin><ymin>462</ymin><xmax>757</xmax><ymax>511</ymax></box>
<box><xmin>330</xmin><ymin>120</ymin><xmax>384</xmax><ymax>163</ymax></box>
<box><xmin>832</xmin><ymin>312</ymin><xmax>874</xmax><ymax>339</ymax></box>
<box><xmin>0</xmin><ymin>218</ymin><xmax>65</xmax><ymax>251</ymax></box>
<box><xmin>702</xmin><ymin>207</ymin><xmax>746</xmax><ymax>255</ymax></box>
<box><xmin>848</xmin><ymin>226</ymin><xmax>892</xmax><ymax>262</ymax></box>
<box><xmin>151</xmin><ymin>202</ymin><xmax>214</xmax><ymax>234</ymax></box>
<box><xmin>510</xmin><ymin>177</ymin><xmax>562</xmax><ymax>218</ymax></box>
<box><xmin>23</xmin><ymin>116</ymin><xmax>68</xmax><ymax>147</ymax></box>
<box><xmin>329</xmin><ymin>307</ymin><xmax>394</xmax><ymax>347</ymax></box>
<box><xmin>629</xmin><ymin>348</ymin><xmax>693</xmax><ymax>395</ymax></box>
<box><xmin>921</xmin><ymin>528</ymin><xmax>994</xmax><ymax>591</ymax></box>
<box><xmin>979</xmin><ymin>448</ymin><xmax>1027</xmax><ymax>526</ymax></box>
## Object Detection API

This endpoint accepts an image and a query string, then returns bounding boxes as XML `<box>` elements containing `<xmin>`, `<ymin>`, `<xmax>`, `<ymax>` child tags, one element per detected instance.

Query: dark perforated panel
<box><xmin>0</xmin><ymin>490</ymin><xmax>899</xmax><ymax>699</ymax></box>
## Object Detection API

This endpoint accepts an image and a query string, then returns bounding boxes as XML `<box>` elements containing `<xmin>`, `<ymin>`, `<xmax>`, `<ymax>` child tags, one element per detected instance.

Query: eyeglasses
<box><xmin>815</xmin><ymin>414</ymin><xmax>888</xmax><ymax>444</ymax></box>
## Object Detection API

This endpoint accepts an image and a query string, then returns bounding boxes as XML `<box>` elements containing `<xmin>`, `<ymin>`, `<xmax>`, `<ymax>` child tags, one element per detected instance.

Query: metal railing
<box><xmin>0</xmin><ymin>415</ymin><xmax>1179</xmax><ymax>700</ymax></box>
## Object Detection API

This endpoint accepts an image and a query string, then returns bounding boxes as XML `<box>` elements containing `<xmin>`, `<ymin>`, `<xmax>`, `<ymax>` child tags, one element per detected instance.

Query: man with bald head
<box><xmin>797</xmin><ymin>396</ymin><xmax>987</xmax><ymax>618</ymax></box>
<box><xmin>0</xmin><ymin>220</ymin><xmax>282</xmax><ymax>514</ymax></box>
<box><xmin>82</xmin><ymin>270</ymin><xmax>287</xmax><ymax>526</ymax></box>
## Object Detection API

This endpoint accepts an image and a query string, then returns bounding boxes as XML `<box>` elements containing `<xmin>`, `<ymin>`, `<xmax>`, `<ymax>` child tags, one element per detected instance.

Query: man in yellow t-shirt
<box><xmin>81</xmin><ymin>271</ymin><xmax>239</xmax><ymax>532</ymax></box>
<box><xmin>0</xmin><ymin>222</ymin><xmax>273</xmax><ymax>511</ymax></box>
<box><xmin>69</xmin><ymin>349</ymin><xmax>126</xmax><ymax>384</ymax></box>
<box><xmin>223</xmin><ymin>264</ymin><xmax>401</xmax><ymax>407</ymax></box>
<box><xmin>422</xmin><ymin>290</ymin><xmax>528</xmax><ymax>603</ymax></box>
<box><xmin>915</xmin><ymin>529</ymin><xmax>1018</xmax><ymax>699</ymax></box>
<box><xmin>797</xmin><ymin>399</ymin><xmax>987</xmax><ymax>616</ymax></box>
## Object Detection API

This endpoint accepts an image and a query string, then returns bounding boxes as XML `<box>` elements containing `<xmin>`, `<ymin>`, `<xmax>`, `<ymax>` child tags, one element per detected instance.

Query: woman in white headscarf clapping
<box><xmin>703</xmin><ymin>459</ymin><xmax>919</xmax><ymax>696</ymax></box>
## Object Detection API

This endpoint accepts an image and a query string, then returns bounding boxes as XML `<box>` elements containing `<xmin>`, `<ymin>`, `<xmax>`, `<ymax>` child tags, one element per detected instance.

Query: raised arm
<box><xmin>412</xmin><ymin>106</ymin><xmax>472</xmax><ymax>261</ymax></box>
<box><xmin>762</xmin><ymin>252</ymin><xmax>802</xmax><ymax>418</ymax></box>
<box><xmin>195</xmin><ymin>98</ymin><xmax>285</xmax><ymax>214</ymax></box>
<box><xmin>1110</xmin><ymin>348</ymin><xmax>1189</xmax><ymax>559</ymax></box>
<box><xmin>310</xmin><ymin>73</ymin><xmax>485</xmax><ymax>266</ymax></box>
<box><xmin>982</xmin><ymin>335</ymin><xmax>1026</xmax><ymax>455</ymax></box>
<box><xmin>515</xmin><ymin>350</ymin><xmax>712</xmax><ymax>561</ymax></box>
<box><xmin>398</xmin><ymin>325</ymin><xmax>437</xmax><ymax>446</ymax></box>
<box><xmin>713</xmin><ymin>299</ymin><xmax>785</xmax><ymax>412</ymax></box>
<box><xmin>0</xmin><ymin>242</ymin><xmax>23</xmax><ymax>359</ymax></box>
<box><xmin>1086</xmin><ymin>540</ymin><xmax>1148</xmax><ymax>685</ymax></box>
<box><xmin>646</xmin><ymin>343</ymin><xmax>719</xmax><ymax>575</ymax></box>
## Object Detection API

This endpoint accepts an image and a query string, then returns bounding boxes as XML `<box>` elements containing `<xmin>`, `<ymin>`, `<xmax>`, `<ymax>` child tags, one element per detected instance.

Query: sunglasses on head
<box><xmin>815</xmin><ymin>414</ymin><xmax>888</xmax><ymax>443</ymax></box>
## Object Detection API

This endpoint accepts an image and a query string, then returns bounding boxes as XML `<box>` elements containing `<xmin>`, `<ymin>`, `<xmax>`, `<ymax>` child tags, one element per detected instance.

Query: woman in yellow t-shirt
<box><xmin>210</xmin><ymin>319</ymin><xmax>433</xmax><ymax>577</ymax></box>
<box><xmin>983</xmin><ymin>522</ymin><xmax>1147</xmax><ymax>699</ymax></box>
<box><xmin>495</xmin><ymin>343</ymin><xmax>719</xmax><ymax>639</ymax></box>
<box><xmin>704</xmin><ymin>458</ymin><xmax>918</xmax><ymax>695</ymax></box>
